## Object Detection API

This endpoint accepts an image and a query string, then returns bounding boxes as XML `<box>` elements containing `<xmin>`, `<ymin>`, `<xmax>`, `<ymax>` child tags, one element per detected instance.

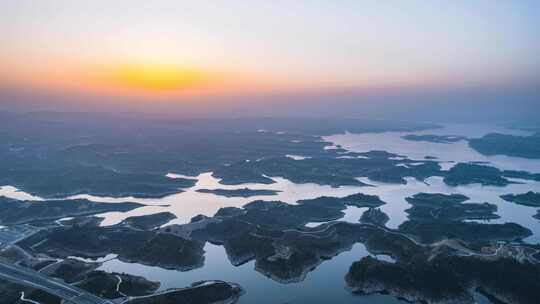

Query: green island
<box><xmin>469</xmin><ymin>133</ymin><xmax>540</xmax><ymax>159</ymax></box>
<box><xmin>402</xmin><ymin>134</ymin><xmax>467</xmax><ymax>143</ymax></box>
<box><xmin>500</xmin><ymin>191</ymin><xmax>540</xmax><ymax>207</ymax></box>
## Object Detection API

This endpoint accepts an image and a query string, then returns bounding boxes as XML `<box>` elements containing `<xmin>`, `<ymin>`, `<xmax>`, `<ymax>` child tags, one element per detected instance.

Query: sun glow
<box><xmin>98</xmin><ymin>63</ymin><xmax>217</xmax><ymax>93</ymax></box>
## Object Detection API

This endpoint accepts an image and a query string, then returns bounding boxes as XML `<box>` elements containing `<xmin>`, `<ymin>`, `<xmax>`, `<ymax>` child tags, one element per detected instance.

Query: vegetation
<box><xmin>469</xmin><ymin>133</ymin><xmax>540</xmax><ymax>159</ymax></box>
<box><xmin>402</xmin><ymin>134</ymin><xmax>466</xmax><ymax>143</ymax></box>
<box><xmin>500</xmin><ymin>191</ymin><xmax>540</xmax><ymax>207</ymax></box>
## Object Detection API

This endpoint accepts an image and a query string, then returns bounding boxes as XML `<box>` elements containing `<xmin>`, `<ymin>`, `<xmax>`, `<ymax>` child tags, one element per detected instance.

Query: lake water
<box><xmin>324</xmin><ymin>123</ymin><xmax>540</xmax><ymax>172</ymax></box>
<box><xmin>98</xmin><ymin>243</ymin><xmax>406</xmax><ymax>304</ymax></box>
<box><xmin>0</xmin><ymin>124</ymin><xmax>538</xmax><ymax>304</ymax></box>
<box><xmin>96</xmin><ymin>241</ymin><xmax>491</xmax><ymax>303</ymax></box>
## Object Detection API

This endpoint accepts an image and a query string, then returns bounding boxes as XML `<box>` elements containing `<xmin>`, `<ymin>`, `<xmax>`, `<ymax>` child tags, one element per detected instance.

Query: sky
<box><xmin>0</xmin><ymin>1</ymin><xmax>539</xmax><ymax>120</ymax></box>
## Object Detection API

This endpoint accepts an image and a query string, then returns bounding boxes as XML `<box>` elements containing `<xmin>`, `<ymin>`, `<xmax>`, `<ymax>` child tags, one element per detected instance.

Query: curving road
<box><xmin>0</xmin><ymin>260</ymin><xmax>112</xmax><ymax>304</ymax></box>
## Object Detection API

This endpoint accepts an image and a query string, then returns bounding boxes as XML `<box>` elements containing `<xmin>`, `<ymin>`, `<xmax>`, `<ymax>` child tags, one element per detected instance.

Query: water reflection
<box><xmin>0</xmin><ymin>124</ymin><xmax>537</xmax><ymax>304</ymax></box>
<box><xmin>349</xmin><ymin>176</ymin><xmax>540</xmax><ymax>243</ymax></box>
<box><xmin>0</xmin><ymin>185</ymin><xmax>43</xmax><ymax>201</ymax></box>
<box><xmin>1</xmin><ymin>172</ymin><xmax>538</xmax><ymax>242</ymax></box>
<box><xmin>98</xmin><ymin>243</ymin><xmax>402</xmax><ymax>304</ymax></box>
<box><xmin>68</xmin><ymin>172</ymin><xmax>368</xmax><ymax>226</ymax></box>
<box><xmin>324</xmin><ymin>124</ymin><xmax>540</xmax><ymax>172</ymax></box>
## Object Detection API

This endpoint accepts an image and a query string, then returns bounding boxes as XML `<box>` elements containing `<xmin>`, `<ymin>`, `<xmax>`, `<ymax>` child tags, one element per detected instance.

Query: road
<box><xmin>0</xmin><ymin>260</ymin><xmax>113</xmax><ymax>304</ymax></box>
<box><xmin>0</xmin><ymin>225</ymin><xmax>40</xmax><ymax>246</ymax></box>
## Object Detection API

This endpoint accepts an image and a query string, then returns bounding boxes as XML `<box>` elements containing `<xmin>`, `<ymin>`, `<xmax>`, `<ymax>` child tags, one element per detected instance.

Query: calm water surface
<box><xmin>1</xmin><ymin>124</ymin><xmax>538</xmax><ymax>304</ymax></box>
<box><xmin>98</xmin><ymin>243</ymin><xmax>405</xmax><ymax>304</ymax></box>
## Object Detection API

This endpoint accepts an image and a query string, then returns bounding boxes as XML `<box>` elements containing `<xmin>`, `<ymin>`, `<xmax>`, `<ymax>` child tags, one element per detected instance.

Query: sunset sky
<box><xmin>0</xmin><ymin>1</ymin><xmax>539</xmax><ymax>118</ymax></box>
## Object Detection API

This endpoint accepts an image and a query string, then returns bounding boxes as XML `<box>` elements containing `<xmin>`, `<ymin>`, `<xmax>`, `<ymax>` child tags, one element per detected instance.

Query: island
<box><xmin>397</xmin><ymin>193</ymin><xmax>529</xmax><ymax>244</ymax></box>
<box><xmin>501</xmin><ymin>169</ymin><xmax>540</xmax><ymax>181</ymax></box>
<box><xmin>18</xmin><ymin>225</ymin><xmax>206</xmax><ymax>271</ymax></box>
<box><xmin>500</xmin><ymin>191</ymin><xmax>540</xmax><ymax>207</ymax></box>
<box><xmin>41</xmin><ymin>257</ymin><xmax>160</xmax><ymax>299</ymax></box>
<box><xmin>0</xmin><ymin>164</ymin><xmax>197</xmax><ymax>199</ymax></box>
<box><xmin>155</xmin><ymin>192</ymin><xmax>532</xmax><ymax>285</ymax></box>
<box><xmin>76</xmin><ymin>271</ymin><xmax>160</xmax><ymax>299</ymax></box>
<box><xmin>359</xmin><ymin>208</ymin><xmax>389</xmax><ymax>226</ymax></box>
<box><xmin>402</xmin><ymin>134</ymin><xmax>467</xmax><ymax>143</ymax></box>
<box><xmin>2</xmin><ymin>189</ymin><xmax>537</xmax><ymax>304</ymax></box>
<box><xmin>443</xmin><ymin>163</ymin><xmax>511</xmax><ymax>186</ymax></box>
<box><xmin>213</xmin><ymin>153</ymin><xmax>444</xmax><ymax>187</ymax></box>
<box><xmin>0</xmin><ymin>197</ymin><xmax>142</xmax><ymax>225</ymax></box>
<box><xmin>120</xmin><ymin>212</ymin><xmax>177</xmax><ymax>230</ymax></box>
<box><xmin>346</xmin><ymin>251</ymin><xmax>540</xmax><ymax>304</ymax></box>
<box><xmin>469</xmin><ymin>133</ymin><xmax>540</xmax><ymax>159</ymax></box>
<box><xmin>404</xmin><ymin>193</ymin><xmax>499</xmax><ymax>222</ymax></box>
<box><xmin>124</xmin><ymin>281</ymin><xmax>243</xmax><ymax>304</ymax></box>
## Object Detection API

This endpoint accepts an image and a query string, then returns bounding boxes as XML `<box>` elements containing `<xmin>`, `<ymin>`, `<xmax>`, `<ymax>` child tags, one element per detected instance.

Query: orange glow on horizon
<box><xmin>2</xmin><ymin>56</ymin><xmax>511</xmax><ymax>102</ymax></box>
<box><xmin>77</xmin><ymin>62</ymin><xmax>290</xmax><ymax>99</ymax></box>
<box><xmin>1</xmin><ymin>57</ymin><xmax>255</xmax><ymax>99</ymax></box>
<box><xmin>94</xmin><ymin>63</ymin><xmax>217</xmax><ymax>94</ymax></box>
